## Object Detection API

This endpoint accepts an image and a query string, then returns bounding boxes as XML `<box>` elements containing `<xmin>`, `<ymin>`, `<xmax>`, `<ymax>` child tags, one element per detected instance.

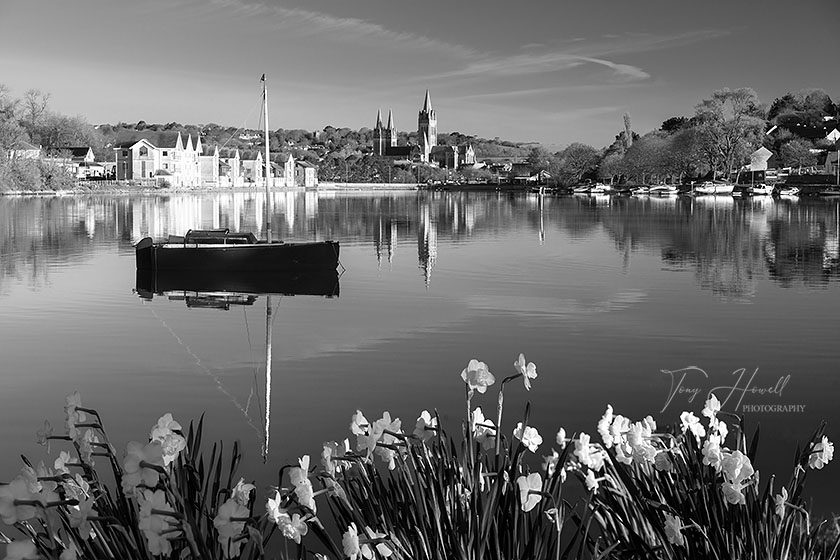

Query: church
<box><xmin>372</xmin><ymin>90</ymin><xmax>475</xmax><ymax>168</ymax></box>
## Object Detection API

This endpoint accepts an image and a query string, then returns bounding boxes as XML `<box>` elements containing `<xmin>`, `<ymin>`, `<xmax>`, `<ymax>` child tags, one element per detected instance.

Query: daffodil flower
<box><xmin>597</xmin><ymin>405</ymin><xmax>614</xmax><ymax>447</ymax></box>
<box><xmin>278</xmin><ymin>512</ymin><xmax>309</xmax><ymax>544</ymax></box>
<box><xmin>513</xmin><ymin>353</ymin><xmax>538</xmax><ymax>391</ymax></box>
<box><xmin>542</xmin><ymin>449</ymin><xmax>560</xmax><ymax>477</ymax></box>
<box><xmin>0</xmin><ymin>477</ymin><xmax>38</xmax><ymax>525</ymax></box>
<box><xmin>574</xmin><ymin>433</ymin><xmax>606</xmax><ymax>471</ymax></box>
<box><xmin>461</xmin><ymin>359</ymin><xmax>495</xmax><ymax>396</ymax></box>
<box><xmin>413</xmin><ymin>410</ymin><xmax>438</xmax><ymax>442</ymax></box>
<box><xmin>231</xmin><ymin>478</ymin><xmax>255</xmax><ymax>507</ymax></box>
<box><xmin>138</xmin><ymin>489</ymin><xmax>180</xmax><ymax>557</ymax></box>
<box><xmin>54</xmin><ymin>450</ymin><xmax>79</xmax><ymax>475</ymax></box>
<box><xmin>213</xmin><ymin>497</ymin><xmax>250</xmax><ymax>558</ymax></box>
<box><xmin>343</xmin><ymin>523</ymin><xmax>361</xmax><ymax>560</ymax></box>
<box><xmin>350</xmin><ymin>410</ymin><xmax>369</xmax><ymax>437</ymax></box>
<box><xmin>702</xmin><ymin>434</ymin><xmax>723</xmax><ymax>471</ymax></box>
<box><xmin>470</xmin><ymin>407</ymin><xmax>496</xmax><ymax>450</ymax></box>
<box><xmin>265</xmin><ymin>490</ymin><xmax>286</xmax><ymax>525</ymax></box>
<box><xmin>808</xmin><ymin>436</ymin><xmax>834</xmax><ymax>470</ymax></box>
<box><xmin>290</xmin><ymin>455</ymin><xmax>311</xmax><ymax>487</ymax></box>
<box><xmin>555</xmin><ymin>428</ymin><xmax>567</xmax><ymax>449</ymax></box>
<box><xmin>702</xmin><ymin>393</ymin><xmax>721</xmax><ymax>421</ymax></box>
<box><xmin>663</xmin><ymin>512</ymin><xmax>685</xmax><ymax>546</ymax></box>
<box><xmin>513</xmin><ymin>422</ymin><xmax>543</xmax><ymax>453</ymax></box>
<box><xmin>775</xmin><ymin>486</ymin><xmax>788</xmax><ymax>519</ymax></box>
<box><xmin>516</xmin><ymin>473</ymin><xmax>543</xmax><ymax>512</ymax></box>
<box><xmin>680</xmin><ymin>411</ymin><xmax>706</xmax><ymax>442</ymax></box>
<box><xmin>721</xmin><ymin>481</ymin><xmax>747</xmax><ymax>506</ymax></box>
<box><xmin>68</xmin><ymin>497</ymin><xmax>98</xmax><ymax>540</ymax></box>
<box><xmin>121</xmin><ymin>441</ymin><xmax>165</xmax><ymax>496</ymax></box>
<box><xmin>721</xmin><ymin>450</ymin><xmax>754</xmax><ymax>486</ymax></box>
<box><xmin>322</xmin><ymin>439</ymin><xmax>350</xmax><ymax>476</ymax></box>
<box><xmin>36</xmin><ymin>420</ymin><xmax>53</xmax><ymax>452</ymax></box>
<box><xmin>150</xmin><ymin>413</ymin><xmax>182</xmax><ymax>441</ymax></box>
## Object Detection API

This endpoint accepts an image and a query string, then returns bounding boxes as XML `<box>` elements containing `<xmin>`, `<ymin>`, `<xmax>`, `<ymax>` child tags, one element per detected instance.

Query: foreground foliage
<box><xmin>1</xmin><ymin>356</ymin><xmax>837</xmax><ymax>559</ymax></box>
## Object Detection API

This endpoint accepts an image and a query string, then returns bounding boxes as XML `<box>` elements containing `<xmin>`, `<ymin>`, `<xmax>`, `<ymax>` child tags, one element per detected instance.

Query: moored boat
<box><xmin>648</xmin><ymin>184</ymin><xmax>679</xmax><ymax>195</ymax></box>
<box><xmin>135</xmin><ymin>230</ymin><xmax>340</xmax><ymax>272</ymax></box>
<box><xmin>777</xmin><ymin>185</ymin><xmax>800</xmax><ymax>197</ymax></box>
<box><xmin>588</xmin><ymin>182</ymin><xmax>612</xmax><ymax>194</ymax></box>
<box><xmin>693</xmin><ymin>181</ymin><xmax>735</xmax><ymax>195</ymax></box>
<box><xmin>749</xmin><ymin>183</ymin><xmax>774</xmax><ymax>196</ymax></box>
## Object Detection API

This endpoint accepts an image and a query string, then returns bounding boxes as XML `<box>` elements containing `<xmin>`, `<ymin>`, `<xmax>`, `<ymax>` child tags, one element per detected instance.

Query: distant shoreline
<box><xmin>0</xmin><ymin>181</ymin><xmax>423</xmax><ymax>197</ymax></box>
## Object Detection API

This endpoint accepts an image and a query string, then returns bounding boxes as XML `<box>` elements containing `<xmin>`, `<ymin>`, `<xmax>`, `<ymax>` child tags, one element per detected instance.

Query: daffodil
<box><xmin>461</xmin><ymin>359</ymin><xmax>495</xmax><ymax>395</ymax></box>
<box><xmin>721</xmin><ymin>450</ymin><xmax>754</xmax><ymax>486</ymax></box>
<box><xmin>290</xmin><ymin>455</ymin><xmax>311</xmax><ymax>487</ymax></box>
<box><xmin>150</xmin><ymin>413</ymin><xmax>182</xmax><ymax>441</ymax></box>
<box><xmin>19</xmin><ymin>466</ymin><xmax>41</xmax><ymax>495</ymax></box>
<box><xmin>294</xmin><ymin>479</ymin><xmax>316</xmax><ymax>512</ymax></box>
<box><xmin>231</xmin><ymin>478</ymin><xmax>255</xmax><ymax>507</ymax></box>
<box><xmin>68</xmin><ymin>497</ymin><xmax>98</xmax><ymax>540</ymax></box>
<box><xmin>138</xmin><ymin>489</ymin><xmax>180</xmax><ymax>557</ymax></box>
<box><xmin>78</xmin><ymin>429</ymin><xmax>98</xmax><ymax>466</ymax></box>
<box><xmin>64</xmin><ymin>392</ymin><xmax>87</xmax><ymax>439</ymax></box>
<box><xmin>321</xmin><ymin>439</ymin><xmax>349</xmax><ymax>476</ymax></box>
<box><xmin>721</xmin><ymin>481</ymin><xmax>746</xmax><ymax>506</ymax></box>
<box><xmin>278</xmin><ymin>512</ymin><xmax>309</xmax><ymax>544</ymax></box>
<box><xmin>555</xmin><ymin>427</ymin><xmax>567</xmax><ymax>449</ymax></box>
<box><xmin>574</xmin><ymin>432</ymin><xmax>605</xmax><ymax>471</ymax></box>
<box><xmin>122</xmin><ymin>441</ymin><xmax>165</xmax><ymax>496</ymax></box>
<box><xmin>413</xmin><ymin>410</ymin><xmax>438</xmax><ymax>442</ymax></box>
<box><xmin>702</xmin><ymin>393</ymin><xmax>721</xmax><ymax>421</ymax></box>
<box><xmin>54</xmin><ymin>450</ymin><xmax>77</xmax><ymax>474</ymax></box>
<box><xmin>350</xmin><ymin>410</ymin><xmax>369</xmax><ymax>437</ymax></box>
<box><xmin>265</xmin><ymin>490</ymin><xmax>286</xmax><ymax>525</ymax></box>
<box><xmin>663</xmin><ymin>512</ymin><xmax>685</xmax><ymax>547</ymax></box>
<box><xmin>809</xmin><ymin>436</ymin><xmax>834</xmax><ymax>470</ymax></box>
<box><xmin>597</xmin><ymin>405</ymin><xmax>614</xmax><ymax>447</ymax></box>
<box><xmin>702</xmin><ymin>434</ymin><xmax>723</xmax><ymax>470</ymax></box>
<box><xmin>513</xmin><ymin>422</ymin><xmax>543</xmax><ymax>453</ymax></box>
<box><xmin>2</xmin><ymin>539</ymin><xmax>39</xmax><ymax>560</ymax></box>
<box><xmin>775</xmin><ymin>486</ymin><xmax>788</xmax><ymax>519</ymax></box>
<box><xmin>680</xmin><ymin>411</ymin><xmax>706</xmax><ymax>442</ymax></box>
<box><xmin>0</xmin><ymin>477</ymin><xmax>38</xmax><ymax>525</ymax></box>
<box><xmin>516</xmin><ymin>473</ymin><xmax>543</xmax><ymax>512</ymax></box>
<box><xmin>214</xmin><ymin>497</ymin><xmax>249</xmax><ymax>558</ymax></box>
<box><xmin>470</xmin><ymin>407</ymin><xmax>496</xmax><ymax>450</ymax></box>
<box><xmin>342</xmin><ymin>523</ymin><xmax>361</xmax><ymax>560</ymax></box>
<box><xmin>35</xmin><ymin>420</ymin><xmax>53</xmax><ymax>452</ymax></box>
<box><xmin>513</xmin><ymin>353</ymin><xmax>538</xmax><ymax>391</ymax></box>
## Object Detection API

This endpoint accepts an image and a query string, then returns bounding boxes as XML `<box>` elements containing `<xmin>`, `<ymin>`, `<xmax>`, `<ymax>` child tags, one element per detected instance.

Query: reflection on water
<box><xmin>4</xmin><ymin>192</ymin><xmax>840</xmax><ymax>297</ymax></box>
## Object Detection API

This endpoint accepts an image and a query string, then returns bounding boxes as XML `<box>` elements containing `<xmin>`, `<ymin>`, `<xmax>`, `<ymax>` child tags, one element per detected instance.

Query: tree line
<box><xmin>1</xmin><ymin>83</ymin><xmax>837</xmax><ymax>191</ymax></box>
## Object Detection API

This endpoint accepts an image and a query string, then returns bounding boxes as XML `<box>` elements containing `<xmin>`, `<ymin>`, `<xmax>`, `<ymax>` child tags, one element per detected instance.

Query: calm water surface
<box><xmin>1</xmin><ymin>191</ymin><xmax>838</xmax><ymax>514</ymax></box>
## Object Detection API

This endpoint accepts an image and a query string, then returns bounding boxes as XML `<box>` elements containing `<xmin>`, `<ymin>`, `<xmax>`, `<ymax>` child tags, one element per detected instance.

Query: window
<box><xmin>139</xmin><ymin>146</ymin><xmax>148</xmax><ymax>157</ymax></box>
<box><xmin>163</xmin><ymin>163</ymin><xmax>168</xmax><ymax>170</ymax></box>
<box><xmin>162</xmin><ymin>151</ymin><xmax>168</xmax><ymax>156</ymax></box>
<box><xmin>122</xmin><ymin>150</ymin><xmax>128</xmax><ymax>157</ymax></box>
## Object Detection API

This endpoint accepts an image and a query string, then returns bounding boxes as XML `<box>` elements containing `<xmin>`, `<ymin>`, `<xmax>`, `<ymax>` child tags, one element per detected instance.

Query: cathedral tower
<box><xmin>418</xmin><ymin>90</ymin><xmax>437</xmax><ymax>162</ymax></box>
<box><xmin>386</xmin><ymin>109</ymin><xmax>397</xmax><ymax>147</ymax></box>
<box><xmin>372</xmin><ymin>109</ymin><xmax>386</xmax><ymax>156</ymax></box>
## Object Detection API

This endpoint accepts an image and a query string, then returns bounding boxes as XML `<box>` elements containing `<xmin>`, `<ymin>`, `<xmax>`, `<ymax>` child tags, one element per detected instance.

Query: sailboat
<box><xmin>135</xmin><ymin>75</ymin><xmax>340</xmax><ymax>273</ymax></box>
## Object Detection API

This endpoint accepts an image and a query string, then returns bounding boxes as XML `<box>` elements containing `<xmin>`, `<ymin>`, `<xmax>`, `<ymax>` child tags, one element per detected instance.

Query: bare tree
<box><xmin>22</xmin><ymin>89</ymin><xmax>50</xmax><ymax>143</ymax></box>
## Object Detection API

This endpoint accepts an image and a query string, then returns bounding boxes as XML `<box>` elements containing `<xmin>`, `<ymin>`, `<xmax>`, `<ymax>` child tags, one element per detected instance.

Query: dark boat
<box><xmin>135</xmin><ymin>229</ymin><xmax>340</xmax><ymax>272</ymax></box>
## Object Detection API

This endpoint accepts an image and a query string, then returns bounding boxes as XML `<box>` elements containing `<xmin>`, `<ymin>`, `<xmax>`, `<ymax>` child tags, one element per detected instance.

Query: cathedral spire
<box><xmin>387</xmin><ymin>109</ymin><xmax>394</xmax><ymax>130</ymax></box>
<box><xmin>375</xmin><ymin>109</ymin><xmax>383</xmax><ymax>130</ymax></box>
<box><xmin>423</xmin><ymin>90</ymin><xmax>432</xmax><ymax>112</ymax></box>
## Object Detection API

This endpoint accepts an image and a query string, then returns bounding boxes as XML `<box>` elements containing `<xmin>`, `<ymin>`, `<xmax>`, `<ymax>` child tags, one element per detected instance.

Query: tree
<box><xmin>779</xmin><ymin>139</ymin><xmax>817</xmax><ymax>172</ymax></box>
<box><xmin>22</xmin><ymin>89</ymin><xmax>50</xmax><ymax>142</ymax></box>
<box><xmin>660</xmin><ymin>116</ymin><xmax>688</xmax><ymax>134</ymax></box>
<box><xmin>694</xmin><ymin>88</ymin><xmax>765</xmax><ymax>180</ymax></box>
<box><xmin>526</xmin><ymin>145</ymin><xmax>551</xmax><ymax>173</ymax></box>
<box><xmin>555</xmin><ymin>143</ymin><xmax>601</xmax><ymax>186</ymax></box>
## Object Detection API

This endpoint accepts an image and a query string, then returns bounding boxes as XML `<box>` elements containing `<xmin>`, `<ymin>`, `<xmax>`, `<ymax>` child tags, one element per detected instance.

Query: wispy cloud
<box><xmin>194</xmin><ymin>0</ymin><xmax>477</xmax><ymax>59</ymax></box>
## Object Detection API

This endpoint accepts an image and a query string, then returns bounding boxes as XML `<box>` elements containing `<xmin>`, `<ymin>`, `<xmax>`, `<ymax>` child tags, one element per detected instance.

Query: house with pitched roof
<box><xmin>113</xmin><ymin>131</ymin><xmax>204</xmax><ymax>186</ymax></box>
<box><xmin>7</xmin><ymin>140</ymin><xmax>41</xmax><ymax>160</ymax></box>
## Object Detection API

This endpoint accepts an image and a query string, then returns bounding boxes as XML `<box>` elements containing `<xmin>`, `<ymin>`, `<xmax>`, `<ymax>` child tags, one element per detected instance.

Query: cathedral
<box><xmin>372</xmin><ymin>90</ymin><xmax>474</xmax><ymax>168</ymax></box>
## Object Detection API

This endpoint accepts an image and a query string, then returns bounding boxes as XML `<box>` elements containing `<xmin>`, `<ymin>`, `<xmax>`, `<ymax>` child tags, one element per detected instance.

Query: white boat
<box><xmin>693</xmin><ymin>181</ymin><xmax>735</xmax><ymax>195</ymax></box>
<box><xmin>631</xmin><ymin>186</ymin><xmax>650</xmax><ymax>195</ymax></box>
<box><xmin>749</xmin><ymin>183</ymin><xmax>774</xmax><ymax>196</ymax></box>
<box><xmin>777</xmin><ymin>186</ymin><xmax>800</xmax><ymax>197</ymax></box>
<box><xmin>572</xmin><ymin>184</ymin><xmax>591</xmax><ymax>194</ymax></box>
<box><xmin>588</xmin><ymin>182</ymin><xmax>612</xmax><ymax>194</ymax></box>
<box><xmin>648</xmin><ymin>184</ymin><xmax>679</xmax><ymax>195</ymax></box>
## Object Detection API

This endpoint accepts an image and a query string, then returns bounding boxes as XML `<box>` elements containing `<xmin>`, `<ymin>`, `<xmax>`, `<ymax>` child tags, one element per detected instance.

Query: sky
<box><xmin>1</xmin><ymin>0</ymin><xmax>839</xmax><ymax>149</ymax></box>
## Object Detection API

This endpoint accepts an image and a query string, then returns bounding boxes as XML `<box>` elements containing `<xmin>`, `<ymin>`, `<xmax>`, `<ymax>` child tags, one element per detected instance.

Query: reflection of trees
<box><xmin>3</xmin><ymin>192</ymin><xmax>839</xmax><ymax>296</ymax></box>
<box><xmin>763</xmin><ymin>200</ymin><xmax>840</xmax><ymax>286</ymax></box>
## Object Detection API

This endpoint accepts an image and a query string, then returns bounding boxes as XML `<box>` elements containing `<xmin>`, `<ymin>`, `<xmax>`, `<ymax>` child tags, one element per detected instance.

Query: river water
<box><xmin>0</xmin><ymin>190</ymin><xmax>838</xmax><ymax>515</ymax></box>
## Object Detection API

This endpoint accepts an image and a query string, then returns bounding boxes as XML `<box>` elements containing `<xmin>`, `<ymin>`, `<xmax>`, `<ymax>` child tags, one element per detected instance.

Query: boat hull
<box><xmin>693</xmin><ymin>182</ymin><xmax>734</xmax><ymax>195</ymax></box>
<box><xmin>135</xmin><ymin>237</ymin><xmax>340</xmax><ymax>272</ymax></box>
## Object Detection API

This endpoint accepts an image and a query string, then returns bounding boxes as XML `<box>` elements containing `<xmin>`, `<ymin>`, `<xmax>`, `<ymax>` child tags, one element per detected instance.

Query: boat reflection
<box><xmin>133</xmin><ymin>267</ymin><xmax>339</xmax><ymax>462</ymax></box>
<box><xmin>135</xmin><ymin>268</ymin><xmax>340</xmax><ymax>301</ymax></box>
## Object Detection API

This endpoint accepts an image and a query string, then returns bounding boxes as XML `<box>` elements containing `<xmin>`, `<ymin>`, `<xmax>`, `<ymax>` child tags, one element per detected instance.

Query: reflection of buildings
<box><xmin>417</xmin><ymin>201</ymin><xmax>438</xmax><ymax>286</ymax></box>
<box><xmin>373</xmin><ymin>216</ymin><xmax>398</xmax><ymax>269</ymax></box>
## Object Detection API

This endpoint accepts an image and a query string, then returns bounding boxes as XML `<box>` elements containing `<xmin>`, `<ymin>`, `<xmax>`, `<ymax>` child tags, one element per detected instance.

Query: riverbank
<box><xmin>0</xmin><ymin>181</ymin><xmax>423</xmax><ymax>197</ymax></box>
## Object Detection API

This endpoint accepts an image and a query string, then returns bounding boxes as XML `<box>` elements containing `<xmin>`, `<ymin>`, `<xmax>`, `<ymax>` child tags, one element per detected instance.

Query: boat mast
<box><xmin>263</xmin><ymin>294</ymin><xmax>272</xmax><ymax>462</ymax></box>
<box><xmin>262</xmin><ymin>74</ymin><xmax>272</xmax><ymax>244</ymax></box>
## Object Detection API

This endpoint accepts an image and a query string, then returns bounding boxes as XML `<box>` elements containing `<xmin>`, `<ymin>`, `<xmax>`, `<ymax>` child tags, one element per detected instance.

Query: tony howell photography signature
<box><xmin>660</xmin><ymin>366</ymin><xmax>796</xmax><ymax>414</ymax></box>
